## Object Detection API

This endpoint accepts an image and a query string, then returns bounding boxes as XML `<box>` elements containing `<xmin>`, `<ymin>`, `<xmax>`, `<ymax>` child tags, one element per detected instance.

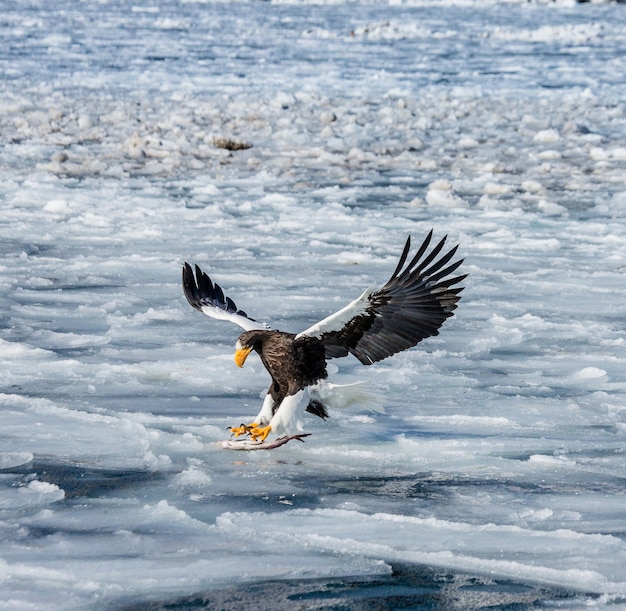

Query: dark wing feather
<box><xmin>182</xmin><ymin>263</ymin><xmax>265</xmax><ymax>331</ymax></box>
<box><xmin>305</xmin><ymin>233</ymin><xmax>466</xmax><ymax>365</ymax></box>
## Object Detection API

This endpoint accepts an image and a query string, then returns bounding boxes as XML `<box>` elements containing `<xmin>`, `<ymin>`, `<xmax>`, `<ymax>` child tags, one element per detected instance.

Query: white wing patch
<box><xmin>199</xmin><ymin>304</ymin><xmax>266</xmax><ymax>332</ymax></box>
<box><xmin>296</xmin><ymin>286</ymin><xmax>374</xmax><ymax>340</ymax></box>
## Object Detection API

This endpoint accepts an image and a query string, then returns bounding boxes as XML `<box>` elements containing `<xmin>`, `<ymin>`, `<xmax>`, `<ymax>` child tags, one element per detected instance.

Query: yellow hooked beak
<box><xmin>234</xmin><ymin>345</ymin><xmax>253</xmax><ymax>368</ymax></box>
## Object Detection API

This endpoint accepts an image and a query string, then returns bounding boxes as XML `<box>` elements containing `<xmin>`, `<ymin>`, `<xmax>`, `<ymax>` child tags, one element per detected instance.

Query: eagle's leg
<box><xmin>253</xmin><ymin>389</ymin><xmax>308</xmax><ymax>442</ymax></box>
<box><xmin>254</xmin><ymin>392</ymin><xmax>275</xmax><ymax>426</ymax></box>
<box><xmin>230</xmin><ymin>393</ymin><xmax>275</xmax><ymax>438</ymax></box>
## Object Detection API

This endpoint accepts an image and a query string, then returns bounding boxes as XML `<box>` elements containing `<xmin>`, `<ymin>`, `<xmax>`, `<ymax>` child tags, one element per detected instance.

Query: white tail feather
<box><xmin>310</xmin><ymin>380</ymin><xmax>385</xmax><ymax>414</ymax></box>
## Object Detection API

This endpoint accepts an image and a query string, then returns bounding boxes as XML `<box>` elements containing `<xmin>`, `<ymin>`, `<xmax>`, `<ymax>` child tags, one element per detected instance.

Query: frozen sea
<box><xmin>1</xmin><ymin>0</ymin><xmax>626</xmax><ymax>609</ymax></box>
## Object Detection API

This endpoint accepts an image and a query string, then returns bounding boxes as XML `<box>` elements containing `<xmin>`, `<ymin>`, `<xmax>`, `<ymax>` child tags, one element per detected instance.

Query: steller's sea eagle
<box><xmin>182</xmin><ymin>231</ymin><xmax>466</xmax><ymax>445</ymax></box>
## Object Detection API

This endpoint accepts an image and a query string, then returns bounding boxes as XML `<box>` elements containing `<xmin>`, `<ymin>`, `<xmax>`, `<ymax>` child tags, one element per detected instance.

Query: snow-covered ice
<box><xmin>1</xmin><ymin>0</ymin><xmax>626</xmax><ymax>609</ymax></box>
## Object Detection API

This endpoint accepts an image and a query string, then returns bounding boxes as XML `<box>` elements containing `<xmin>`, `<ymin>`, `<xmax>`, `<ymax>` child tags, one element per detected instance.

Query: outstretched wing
<box><xmin>182</xmin><ymin>263</ymin><xmax>267</xmax><ymax>332</ymax></box>
<box><xmin>296</xmin><ymin>231</ymin><xmax>466</xmax><ymax>365</ymax></box>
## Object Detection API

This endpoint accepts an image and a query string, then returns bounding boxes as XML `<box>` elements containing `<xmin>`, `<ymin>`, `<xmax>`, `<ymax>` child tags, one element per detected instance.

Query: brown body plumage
<box><xmin>237</xmin><ymin>330</ymin><xmax>329</xmax><ymax>418</ymax></box>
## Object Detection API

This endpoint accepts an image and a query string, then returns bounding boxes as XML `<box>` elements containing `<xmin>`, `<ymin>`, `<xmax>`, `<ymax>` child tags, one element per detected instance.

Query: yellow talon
<box><xmin>249</xmin><ymin>425</ymin><xmax>272</xmax><ymax>442</ymax></box>
<box><xmin>229</xmin><ymin>422</ymin><xmax>258</xmax><ymax>437</ymax></box>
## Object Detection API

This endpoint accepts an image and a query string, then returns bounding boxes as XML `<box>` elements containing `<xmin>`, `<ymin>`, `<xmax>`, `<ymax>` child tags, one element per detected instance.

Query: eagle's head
<box><xmin>235</xmin><ymin>330</ymin><xmax>265</xmax><ymax>367</ymax></box>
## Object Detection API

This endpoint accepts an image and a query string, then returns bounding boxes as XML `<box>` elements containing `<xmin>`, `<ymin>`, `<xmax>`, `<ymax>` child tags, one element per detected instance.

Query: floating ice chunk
<box><xmin>560</xmin><ymin>367</ymin><xmax>608</xmax><ymax>391</ymax></box>
<box><xmin>538</xmin><ymin>199</ymin><xmax>567</xmax><ymax>216</ymax></box>
<box><xmin>144</xmin><ymin>499</ymin><xmax>205</xmax><ymax>528</ymax></box>
<box><xmin>347</xmin><ymin>147</ymin><xmax>376</xmax><ymax>163</ymax></box>
<box><xmin>43</xmin><ymin>199</ymin><xmax>71</xmax><ymax>213</ymax></box>
<box><xmin>518</xmin><ymin>507</ymin><xmax>554</xmax><ymax>522</ymax></box>
<box><xmin>528</xmin><ymin>454</ymin><xmax>575</xmax><ymax>467</ymax></box>
<box><xmin>426</xmin><ymin>179</ymin><xmax>468</xmax><ymax>208</ymax></box>
<box><xmin>458</xmin><ymin>136</ymin><xmax>478</xmax><ymax>149</ymax></box>
<box><xmin>408</xmin><ymin>196</ymin><xmax>424</xmax><ymax>207</ymax></box>
<box><xmin>132</xmin><ymin>307</ymin><xmax>184</xmax><ymax>323</ymax></box>
<box><xmin>172</xmin><ymin>461</ymin><xmax>213</xmax><ymax>490</ymax></box>
<box><xmin>428</xmin><ymin>178</ymin><xmax>452</xmax><ymax>191</ymax></box>
<box><xmin>155</xmin><ymin>18</ymin><xmax>190</xmax><ymax>30</ymax></box>
<box><xmin>467</xmin><ymin>335</ymin><xmax>499</xmax><ymax>353</ymax></box>
<box><xmin>487</xmin><ymin>312</ymin><xmax>552</xmax><ymax>347</ymax></box>
<box><xmin>589</xmin><ymin>147</ymin><xmax>608</xmax><ymax>161</ymax></box>
<box><xmin>272</xmin><ymin>92</ymin><xmax>295</xmax><ymax>109</ymax></box>
<box><xmin>483</xmin><ymin>181</ymin><xmax>511</xmax><ymax>196</ymax></box>
<box><xmin>19</xmin><ymin>480</ymin><xmax>65</xmax><ymax>504</ymax></box>
<box><xmin>42</xmin><ymin>34</ymin><xmax>71</xmax><ymax>47</ymax></box>
<box><xmin>538</xmin><ymin>150</ymin><xmax>562</xmax><ymax>160</ymax></box>
<box><xmin>477</xmin><ymin>195</ymin><xmax>510</xmax><ymax>210</ymax></box>
<box><xmin>533</xmin><ymin>129</ymin><xmax>560</xmax><ymax>143</ymax></box>
<box><xmin>571</xmin><ymin>367</ymin><xmax>607</xmax><ymax>380</ymax></box>
<box><xmin>77</xmin><ymin>113</ymin><xmax>94</xmax><ymax>129</ymax></box>
<box><xmin>0</xmin><ymin>338</ymin><xmax>51</xmax><ymax>359</ymax></box>
<box><xmin>417</xmin><ymin>158</ymin><xmax>438</xmax><ymax>170</ymax></box>
<box><xmin>0</xmin><ymin>452</ymin><xmax>33</xmax><ymax>469</ymax></box>
<box><xmin>522</xmin><ymin>179</ymin><xmax>544</xmax><ymax>194</ymax></box>
<box><xmin>31</xmin><ymin>329</ymin><xmax>110</xmax><ymax>349</ymax></box>
<box><xmin>192</xmin><ymin>182</ymin><xmax>219</xmax><ymax>196</ymax></box>
<box><xmin>610</xmin><ymin>147</ymin><xmax>626</xmax><ymax>161</ymax></box>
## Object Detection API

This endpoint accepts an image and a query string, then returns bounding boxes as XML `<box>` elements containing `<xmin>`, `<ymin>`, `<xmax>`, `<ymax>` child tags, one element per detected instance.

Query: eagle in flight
<box><xmin>182</xmin><ymin>231</ymin><xmax>465</xmax><ymax>445</ymax></box>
